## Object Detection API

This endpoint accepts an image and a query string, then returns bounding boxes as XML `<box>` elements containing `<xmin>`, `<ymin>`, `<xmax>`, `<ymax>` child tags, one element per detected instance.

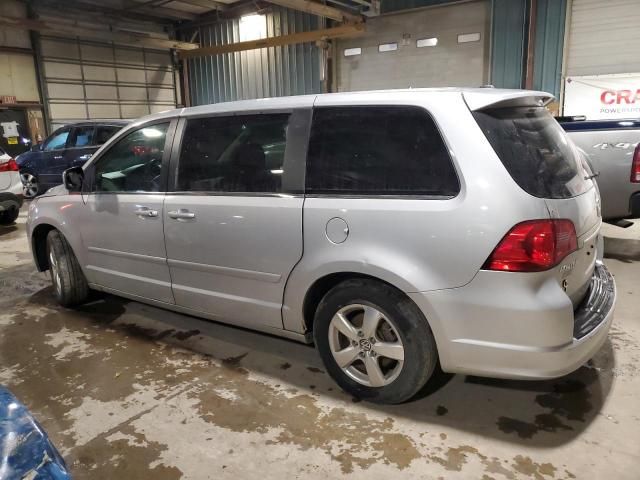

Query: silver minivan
<box><xmin>27</xmin><ymin>88</ymin><xmax>616</xmax><ymax>404</ymax></box>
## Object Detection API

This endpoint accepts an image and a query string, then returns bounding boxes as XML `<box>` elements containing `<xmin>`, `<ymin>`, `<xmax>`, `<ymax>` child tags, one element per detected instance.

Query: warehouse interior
<box><xmin>1</xmin><ymin>0</ymin><xmax>640</xmax><ymax>478</ymax></box>
<box><xmin>0</xmin><ymin>0</ymin><xmax>597</xmax><ymax>150</ymax></box>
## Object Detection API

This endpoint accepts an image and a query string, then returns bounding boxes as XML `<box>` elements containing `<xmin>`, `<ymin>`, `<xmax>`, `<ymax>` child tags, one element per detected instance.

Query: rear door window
<box><xmin>177</xmin><ymin>114</ymin><xmax>290</xmax><ymax>193</ymax></box>
<box><xmin>68</xmin><ymin>126</ymin><xmax>95</xmax><ymax>148</ymax></box>
<box><xmin>473</xmin><ymin>107</ymin><xmax>591</xmax><ymax>199</ymax></box>
<box><xmin>305</xmin><ymin>106</ymin><xmax>459</xmax><ymax>196</ymax></box>
<box><xmin>95</xmin><ymin>126</ymin><xmax>122</xmax><ymax>145</ymax></box>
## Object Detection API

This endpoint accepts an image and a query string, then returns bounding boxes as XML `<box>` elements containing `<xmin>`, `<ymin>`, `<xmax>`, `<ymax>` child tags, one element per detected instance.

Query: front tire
<box><xmin>0</xmin><ymin>207</ymin><xmax>19</xmax><ymax>225</ymax></box>
<box><xmin>313</xmin><ymin>278</ymin><xmax>438</xmax><ymax>404</ymax></box>
<box><xmin>46</xmin><ymin>230</ymin><xmax>89</xmax><ymax>307</ymax></box>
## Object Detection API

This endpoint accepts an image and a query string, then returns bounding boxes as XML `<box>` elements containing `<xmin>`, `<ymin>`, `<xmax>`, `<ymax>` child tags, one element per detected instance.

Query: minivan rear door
<box><xmin>472</xmin><ymin>104</ymin><xmax>600</xmax><ymax>304</ymax></box>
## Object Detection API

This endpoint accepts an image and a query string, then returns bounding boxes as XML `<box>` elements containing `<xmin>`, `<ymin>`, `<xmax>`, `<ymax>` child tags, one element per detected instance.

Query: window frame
<box><xmin>83</xmin><ymin>118</ymin><xmax>178</xmax><ymax>195</ymax></box>
<box><xmin>168</xmin><ymin>108</ymin><xmax>310</xmax><ymax>197</ymax></box>
<box><xmin>304</xmin><ymin>105</ymin><xmax>461</xmax><ymax>199</ymax></box>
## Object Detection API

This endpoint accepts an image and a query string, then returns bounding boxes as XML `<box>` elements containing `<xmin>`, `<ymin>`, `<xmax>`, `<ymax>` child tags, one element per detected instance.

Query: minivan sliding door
<box><xmin>163</xmin><ymin>110</ymin><xmax>310</xmax><ymax>330</ymax></box>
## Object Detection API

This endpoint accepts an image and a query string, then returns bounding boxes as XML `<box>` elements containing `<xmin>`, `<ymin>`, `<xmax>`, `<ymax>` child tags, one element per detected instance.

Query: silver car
<box><xmin>26</xmin><ymin>88</ymin><xmax>616</xmax><ymax>404</ymax></box>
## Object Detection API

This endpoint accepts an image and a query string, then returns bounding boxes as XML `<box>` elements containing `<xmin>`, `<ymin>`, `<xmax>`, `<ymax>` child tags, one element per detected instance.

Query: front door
<box><xmin>39</xmin><ymin>127</ymin><xmax>71</xmax><ymax>188</ymax></box>
<box><xmin>163</xmin><ymin>112</ymin><xmax>306</xmax><ymax>329</ymax></box>
<box><xmin>79</xmin><ymin>121</ymin><xmax>175</xmax><ymax>303</ymax></box>
<box><xmin>64</xmin><ymin>125</ymin><xmax>97</xmax><ymax>171</ymax></box>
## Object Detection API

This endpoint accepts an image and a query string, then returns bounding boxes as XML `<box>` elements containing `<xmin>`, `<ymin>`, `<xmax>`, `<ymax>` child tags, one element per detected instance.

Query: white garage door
<box><xmin>566</xmin><ymin>0</ymin><xmax>640</xmax><ymax>76</ymax></box>
<box><xmin>336</xmin><ymin>0</ymin><xmax>489</xmax><ymax>92</ymax></box>
<box><xmin>40</xmin><ymin>36</ymin><xmax>177</xmax><ymax>129</ymax></box>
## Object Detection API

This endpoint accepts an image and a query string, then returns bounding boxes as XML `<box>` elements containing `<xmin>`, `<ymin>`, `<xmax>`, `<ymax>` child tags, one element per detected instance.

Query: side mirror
<box><xmin>63</xmin><ymin>166</ymin><xmax>84</xmax><ymax>192</ymax></box>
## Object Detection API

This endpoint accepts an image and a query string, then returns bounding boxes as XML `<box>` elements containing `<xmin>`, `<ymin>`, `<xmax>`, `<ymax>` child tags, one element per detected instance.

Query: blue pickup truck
<box><xmin>559</xmin><ymin>118</ymin><xmax>640</xmax><ymax>220</ymax></box>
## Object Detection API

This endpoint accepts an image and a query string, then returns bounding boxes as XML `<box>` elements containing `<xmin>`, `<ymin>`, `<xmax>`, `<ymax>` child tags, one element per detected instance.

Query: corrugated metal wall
<box><xmin>187</xmin><ymin>7</ymin><xmax>321</xmax><ymax>105</ymax></box>
<box><xmin>490</xmin><ymin>0</ymin><xmax>526</xmax><ymax>89</ymax></box>
<box><xmin>533</xmin><ymin>0</ymin><xmax>566</xmax><ymax>98</ymax></box>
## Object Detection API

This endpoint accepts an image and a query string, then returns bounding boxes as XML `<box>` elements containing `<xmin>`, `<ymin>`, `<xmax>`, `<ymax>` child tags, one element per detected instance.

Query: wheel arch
<box><xmin>31</xmin><ymin>223</ymin><xmax>57</xmax><ymax>271</ymax></box>
<box><xmin>301</xmin><ymin>272</ymin><xmax>415</xmax><ymax>334</ymax></box>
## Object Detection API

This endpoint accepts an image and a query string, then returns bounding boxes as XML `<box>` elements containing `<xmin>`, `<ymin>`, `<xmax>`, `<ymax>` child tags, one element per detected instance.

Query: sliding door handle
<box><xmin>168</xmin><ymin>209</ymin><xmax>196</xmax><ymax>220</ymax></box>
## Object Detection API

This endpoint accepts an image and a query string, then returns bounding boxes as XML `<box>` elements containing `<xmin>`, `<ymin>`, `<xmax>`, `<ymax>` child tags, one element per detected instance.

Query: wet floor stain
<box><xmin>436</xmin><ymin>405</ymin><xmax>448</xmax><ymax>416</ymax></box>
<box><xmin>497</xmin><ymin>413</ymin><xmax>573</xmax><ymax>439</ymax></box>
<box><xmin>535</xmin><ymin>380</ymin><xmax>592</xmax><ymax>422</ymax></box>
<box><xmin>512</xmin><ymin>455</ymin><xmax>556</xmax><ymax>480</ymax></box>
<box><xmin>173</xmin><ymin>330</ymin><xmax>200</xmax><ymax>341</ymax></box>
<box><xmin>221</xmin><ymin>352</ymin><xmax>249</xmax><ymax>368</ymax></box>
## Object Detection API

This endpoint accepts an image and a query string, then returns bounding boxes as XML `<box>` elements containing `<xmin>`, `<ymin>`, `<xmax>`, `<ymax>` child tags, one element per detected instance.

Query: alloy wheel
<box><xmin>328</xmin><ymin>304</ymin><xmax>405</xmax><ymax>387</ymax></box>
<box><xmin>20</xmin><ymin>172</ymin><xmax>39</xmax><ymax>199</ymax></box>
<box><xmin>49</xmin><ymin>249</ymin><xmax>62</xmax><ymax>297</ymax></box>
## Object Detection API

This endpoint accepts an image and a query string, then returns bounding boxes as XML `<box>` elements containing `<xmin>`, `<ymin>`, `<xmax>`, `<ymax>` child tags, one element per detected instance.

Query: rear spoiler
<box><xmin>463</xmin><ymin>90</ymin><xmax>555</xmax><ymax>111</ymax></box>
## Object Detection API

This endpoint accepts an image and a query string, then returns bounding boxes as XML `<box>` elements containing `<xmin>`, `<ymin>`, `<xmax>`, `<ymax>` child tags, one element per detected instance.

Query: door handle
<box><xmin>53</xmin><ymin>155</ymin><xmax>63</xmax><ymax>160</ymax></box>
<box><xmin>168</xmin><ymin>209</ymin><xmax>196</xmax><ymax>220</ymax></box>
<box><xmin>134</xmin><ymin>207</ymin><xmax>158</xmax><ymax>218</ymax></box>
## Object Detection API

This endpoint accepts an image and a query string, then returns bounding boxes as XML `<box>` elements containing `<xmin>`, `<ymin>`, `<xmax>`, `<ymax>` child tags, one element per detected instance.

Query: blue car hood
<box><xmin>0</xmin><ymin>386</ymin><xmax>71</xmax><ymax>479</ymax></box>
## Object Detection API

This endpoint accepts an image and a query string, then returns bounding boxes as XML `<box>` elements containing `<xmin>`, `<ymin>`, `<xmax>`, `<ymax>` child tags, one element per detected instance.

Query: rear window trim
<box><xmin>305</xmin><ymin>104</ymin><xmax>462</xmax><ymax>198</ymax></box>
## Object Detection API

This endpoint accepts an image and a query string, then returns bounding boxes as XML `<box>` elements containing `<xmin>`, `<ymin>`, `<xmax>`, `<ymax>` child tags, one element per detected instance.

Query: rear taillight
<box><xmin>631</xmin><ymin>144</ymin><xmax>640</xmax><ymax>183</ymax></box>
<box><xmin>0</xmin><ymin>158</ymin><xmax>18</xmax><ymax>172</ymax></box>
<box><xmin>483</xmin><ymin>219</ymin><xmax>578</xmax><ymax>272</ymax></box>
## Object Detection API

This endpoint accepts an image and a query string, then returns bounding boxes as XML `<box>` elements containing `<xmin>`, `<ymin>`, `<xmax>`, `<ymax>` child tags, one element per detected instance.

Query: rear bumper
<box><xmin>409</xmin><ymin>262</ymin><xmax>615</xmax><ymax>380</ymax></box>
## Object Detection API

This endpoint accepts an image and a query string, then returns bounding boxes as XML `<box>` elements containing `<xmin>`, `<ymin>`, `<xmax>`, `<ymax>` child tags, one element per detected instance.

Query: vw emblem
<box><xmin>359</xmin><ymin>339</ymin><xmax>372</xmax><ymax>351</ymax></box>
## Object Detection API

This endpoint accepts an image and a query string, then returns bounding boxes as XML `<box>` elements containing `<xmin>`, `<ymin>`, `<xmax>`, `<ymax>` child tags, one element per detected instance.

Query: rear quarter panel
<box><xmin>282</xmin><ymin>91</ymin><xmax>551</xmax><ymax>333</ymax></box>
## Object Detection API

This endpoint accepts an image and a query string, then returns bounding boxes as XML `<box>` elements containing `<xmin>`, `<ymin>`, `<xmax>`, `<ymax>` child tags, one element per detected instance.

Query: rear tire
<box><xmin>46</xmin><ymin>230</ymin><xmax>89</xmax><ymax>307</ymax></box>
<box><xmin>0</xmin><ymin>207</ymin><xmax>19</xmax><ymax>225</ymax></box>
<box><xmin>313</xmin><ymin>278</ymin><xmax>438</xmax><ymax>404</ymax></box>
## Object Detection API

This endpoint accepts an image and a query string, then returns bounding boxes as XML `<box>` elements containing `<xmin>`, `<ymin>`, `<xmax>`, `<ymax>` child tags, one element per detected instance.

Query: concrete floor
<box><xmin>1</xmin><ymin>207</ymin><xmax>639</xmax><ymax>480</ymax></box>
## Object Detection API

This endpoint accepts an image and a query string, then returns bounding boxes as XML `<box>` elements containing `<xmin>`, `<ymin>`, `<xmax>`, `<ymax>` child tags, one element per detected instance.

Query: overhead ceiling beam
<box><xmin>174</xmin><ymin>0</ymin><xmax>228</xmax><ymax>10</ymax></box>
<box><xmin>179</xmin><ymin>23</ymin><xmax>364</xmax><ymax>59</ymax></box>
<box><xmin>0</xmin><ymin>15</ymin><xmax>200</xmax><ymax>50</ymax></box>
<box><xmin>35</xmin><ymin>7</ymin><xmax>169</xmax><ymax>35</ymax></box>
<box><xmin>67</xmin><ymin>0</ymin><xmax>197</xmax><ymax>21</ymax></box>
<box><xmin>265</xmin><ymin>0</ymin><xmax>361</xmax><ymax>22</ymax></box>
<box><xmin>33</xmin><ymin>0</ymin><xmax>174</xmax><ymax>24</ymax></box>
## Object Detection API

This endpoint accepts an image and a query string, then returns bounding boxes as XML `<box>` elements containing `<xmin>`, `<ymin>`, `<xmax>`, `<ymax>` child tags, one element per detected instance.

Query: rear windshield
<box><xmin>473</xmin><ymin>107</ymin><xmax>591</xmax><ymax>199</ymax></box>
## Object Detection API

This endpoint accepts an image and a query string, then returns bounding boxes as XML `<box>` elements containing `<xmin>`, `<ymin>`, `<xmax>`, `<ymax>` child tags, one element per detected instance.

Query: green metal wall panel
<box><xmin>533</xmin><ymin>0</ymin><xmax>566</xmax><ymax>97</ymax></box>
<box><xmin>382</xmin><ymin>0</ymin><xmax>453</xmax><ymax>14</ymax></box>
<box><xmin>490</xmin><ymin>0</ymin><xmax>527</xmax><ymax>89</ymax></box>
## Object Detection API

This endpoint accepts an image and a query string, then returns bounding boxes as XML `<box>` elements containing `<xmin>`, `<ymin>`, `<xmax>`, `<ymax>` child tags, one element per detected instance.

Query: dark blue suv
<box><xmin>16</xmin><ymin>121</ymin><xmax>127</xmax><ymax>198</ymax></box>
